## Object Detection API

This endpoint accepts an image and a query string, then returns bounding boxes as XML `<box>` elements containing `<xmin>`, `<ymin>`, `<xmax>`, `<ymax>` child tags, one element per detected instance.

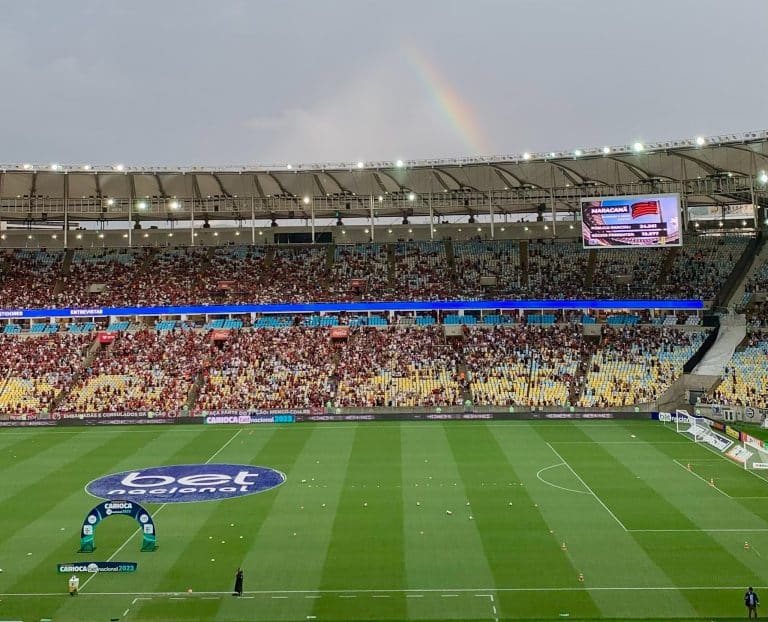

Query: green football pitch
<box><xmin>2</xmin><ymin>420</ymin><xmax>768</xmax><ymax>622</ymax></box>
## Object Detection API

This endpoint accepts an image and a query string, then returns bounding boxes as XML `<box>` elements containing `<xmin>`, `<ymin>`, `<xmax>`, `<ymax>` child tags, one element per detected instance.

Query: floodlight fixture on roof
<box><xmin>759</xmin><ymin>171</ymin><xmax>768</xmax><ymax>184</ymax></box>
<box><xmin>633</xmin><ymin>142</ymin><xmax>644</xmax><ymax>152</ymax></box>
<box><xmin>573</xmin><ymin>149</ymin><xmax>583</xmax><ymax>157</ymax></box>
<box><xmin>602</xmin><ymin>146</ymin><xmax>611</xmax><ymax>154</ymax></box>
<box><xmin>302</xmin><ymin>196</ymin><xmax>310</xmax><ymax>204</ymax></box>
<box><xmin>395</xmin><ymin>159</ymin><xmax>404</xmax><ymax>168</ymax></box>
<box><xmin>695</xmin><ymin>136</ymin><xmax>706</xmax><ymax>146</ymax></box>
<box><xmin>522</xmin><ymin>152</ymin><xmax>531</xmax><ymax>160</ymax></box>
<box><xmin>356</xmin><ymin>161</ymin><xmax>364</xmax><ymax>169</ymax></box>
<box><xmin>286</xmin><ymin>164</ymin><xmax>292</xmax><ymax>170</ymax></box>
<box><xmin>137</xmin><ymin>201</ymin><xmax>148</xmax><ymax>210</ymax></box>
<box><xmin>169</xmin><ymin>200</ymin><xmax>180</xmax><ymax>209</ymax></box>
<box><xmin>106</xmin><ymin>198</ymin><xmax>115</xmax><ymax>206</ymax></box>
<box><xmin>114</xmin><ymin>164</ymin><xmax>125</xmax><ymax>172</ymax></box>
<box><xmin>50</xmin><ymin>163</ymin><xmax>60</xmax><ymax>171</ymax></box>
<box><xmin>81</xmin><ymin>164</ymin><xmax>92</xmax><ymax>171</ymax></box>
<box><xmin>408</xmin><ymin>192</ymin><xmax>416</xmax><ymax>201</ymax></box>
<box><xmin>22</xmin><ymin>163</ymin><xmax>32</xmax><ymax>170</ymax></box>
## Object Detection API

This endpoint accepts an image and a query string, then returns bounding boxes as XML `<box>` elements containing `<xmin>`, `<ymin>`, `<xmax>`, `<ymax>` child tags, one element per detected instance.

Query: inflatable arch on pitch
<box><xmin>79</xmin><ymin>500</ymin><xmax>157</xmax><ymax>552</ymax></box>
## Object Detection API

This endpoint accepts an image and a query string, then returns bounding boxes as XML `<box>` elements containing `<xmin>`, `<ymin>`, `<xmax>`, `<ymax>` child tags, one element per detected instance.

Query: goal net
<box><xmin>674</xmin><ymin>410</ymin><xmax>733</xmax><ymax>453</ymax></box>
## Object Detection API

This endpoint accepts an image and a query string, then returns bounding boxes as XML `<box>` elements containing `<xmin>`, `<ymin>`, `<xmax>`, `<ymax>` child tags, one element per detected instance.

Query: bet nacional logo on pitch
<box><xmin>86</xmin><ymin>464</ymin><xmax>286</xmax><ymax>504</ymax></box>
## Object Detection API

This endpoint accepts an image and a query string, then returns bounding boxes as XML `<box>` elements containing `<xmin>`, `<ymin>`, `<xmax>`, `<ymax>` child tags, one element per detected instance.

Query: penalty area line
<box><xmin>546</xmin><ymin>442</ymin><xmax>627</xmax><ymax>531</ymax></box>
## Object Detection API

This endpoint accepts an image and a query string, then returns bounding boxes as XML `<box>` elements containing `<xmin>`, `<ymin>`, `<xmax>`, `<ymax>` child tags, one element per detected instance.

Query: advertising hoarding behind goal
<box><xmin>581</xmin><ymin>193</ymin><xmax>682</xmax><ymax>248</ymax></box>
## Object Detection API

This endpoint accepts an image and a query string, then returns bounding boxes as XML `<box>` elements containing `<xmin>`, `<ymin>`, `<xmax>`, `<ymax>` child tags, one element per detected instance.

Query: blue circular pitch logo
<box><xmin>86</xmin><ymin>464</ymin><xmax>286</xmax><ymax>504</ymax></box>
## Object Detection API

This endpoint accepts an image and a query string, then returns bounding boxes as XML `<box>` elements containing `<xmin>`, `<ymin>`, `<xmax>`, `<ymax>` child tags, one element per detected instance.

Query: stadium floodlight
<box><xmin>742</xmin><ymin>220</ymin><xmax>748</xmax><ymax>226</ymax></box>
<box><xmin>522</xmin><ymin>152</ymin><xmax>531</xmax><ymax>161</ymax></box>
<box><xmin>543</xmin><ymin>225</ymin><xmax>549</xmax><ymax>230</ymax></box>
<box><xmin>51</xmin><ymin>234</ymin><xmax>57</xmax><ymax>239</ymax></box>
<box><xmin>759</xmin><ymin>171</ymin><xmax>768</xmax><ymax>184</ymax></box>
<box><xmin>500</xmin><ymin>227</ymin><xmax>505</xmax><ymax>232</ymax></box>
<box><xmin>364</xmin><ymin>228</ymin><xmax>370</xmax><ymax>234</ymax></box>
<box><xmin>694</xmin><ymin>221</ymin><xmax>700</xmax><ymax>228</ymax></box>
<box><xmin>22</xmin><ymin>163</ymin><xmax>32</xmax><ymax>170</ymax></box>
<box><xmin>213</xmin><ymin>232</ymin><xmax>218</xmax><ymax>236</ymax></box>
<box><xmin>408</xmin><ymin>192</ymin><xmax>416</xmax><ymax>201</ymax></box>
<box><xmin>27</xmin><ymin>234</ymin><xmax>33</xmax><ymax>239</ymax></box>
<box><xmin>0</xmin><ymin>234</ymin><xmax>5</xmax><ymax>240</ymax></box>
<box><xmin>378</xmin><ymin>195</ymin><xmax>384</xmax><ymax>202</ymax></box>
<box><xmin>137</xmin><ymin>201</ymin><xmax>148</xmax><ymax>210</ymax></box>
<box><xmin>569</xmin><ymin>224</ymin><xmax>574</xmax><ymax>230</ymax></box>
<box><xmin>602</xmin><ymin>146</ymin><xmax>611</xmax><ymax>154</ymax></box>
<box><xmin>695</xmin><ymin>136</ymin><xmax>706</xmax><ymax>146</ymax></box>
<box><xmin>286</xmin><ymin>164</ymin><xmax>292</xmax><ymax>169</ymax></box>
<box><xmin>106</xmin><ymin>198</ymin><xmax>115</xmax><ymax>206</ymax></box>
<box><xmin>81</xmin><ymin>164</ymin><xmax>92</xmax><ymax>171</ymax></box>
<box><xmin>235</xmin><ymin>231</ymin><xmax>240</xmax><ymax>236</ymax></box>
<box><xmin>50</xmin><ymin>163</ymin><xmax>60</xmax><ymax>171</ymax></box>
<box><xmin>168</xmin><ymin>232</ymin><xmax>173</xmax><ymax>237</ymax></box>
<box><xmin>549</xmin><ymin>152</ymin><xmax>556</xmax><ymax>158</ymax></box>
<box><xmin>573</xmin><ymin>149</ymin><xmax>582</xmax><ymax>157</ymax></box>
<box><xmin>258</xmin><ymin>230</ymin><xmax>263</xmax><ymax>236</ymax></box>
<box><xmin>143</xmin><ymin>232</ymin><xmax>149</xmax><ymax>238</ymax></box>
<box><xmin>341</xmin><ymin>229</ymin><xmax>346</xmax><ymax>235</ymax></box>
<box><xmin>169</xmin><ymin>200</ymin><xmax>180</xmax><ymax>209</ymax></box>
<box><xmin>718</xmin><ymin>220</ymin><xmax>724</xmax><ymax>227</ymax></box>
<box><xmin>387</xmin><ymin>228</ymin><xmax>393</xmax><ymax>234</ymax></box>
<box><xmin>395</xmin><ymin>159</ymin><xmax>404</xmax><ymax>168</ymax></box>
<box><xmin>356</xmin><ymin>161</ymin><xmax>364</xmax><ymax>169</ymax></box>
<box><xmin>302</xmin><ymin>196</ymin><xmax>310</xmax><ymax>204</ymax></box>
<box><xmin>524</xmin><ymin>226</ymin><xmax>529</xmax><ymax>231</ymax></box>
<box><xmin>408</xmin><ymin>228</ymin><xmax>413</xmax><ymax>233</ymax></box>
<box><xmin>122</xmin><ymin>233</ymin><xmax>128</xmax><ymax>238</ymax></box>
<box><xmin>98</xmin><ymin>233</ymin><xmax>104</xmax><ymax>239</ymax></box>
<box><xmin>476</xmin><ymin>227</ymin><xmax>482</xmax><ymax>232</ymax></box>
<box><xmin>633</xmin><ymin>142</ymin><xmax>644</xmax><ymax>152</ymax></box>
<box><xmin>114</xmin><ymin>164</ymin><xmax>125</xmax><ymax>172</ymax></box>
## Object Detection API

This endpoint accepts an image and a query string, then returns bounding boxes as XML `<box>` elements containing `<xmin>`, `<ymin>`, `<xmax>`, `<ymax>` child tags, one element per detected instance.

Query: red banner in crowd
<box><xmin>330</xmin><ymin>326</ymin><xmax>349</xmax><ymax>339</ymax></box>
<box><xmin>98</xmin><ymin>332</ymin><xmax>116</xmax><ymax>344</ymax></box>
<box><xmin>217</xmin><ymin>281</ymin><xmax>236</xmax><ymax>291</ymax></box>
<box><xmin>211</xmin><ymin>329</ymin><xmax>231</xmax><ymax>341</ymax></box>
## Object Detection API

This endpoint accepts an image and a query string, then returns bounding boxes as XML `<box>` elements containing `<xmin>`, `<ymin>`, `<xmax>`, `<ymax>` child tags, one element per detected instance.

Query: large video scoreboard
<box><xmin>581</xmin><ymin>193</ymin><xmax>682</xmax><ymax>248</ymax></box>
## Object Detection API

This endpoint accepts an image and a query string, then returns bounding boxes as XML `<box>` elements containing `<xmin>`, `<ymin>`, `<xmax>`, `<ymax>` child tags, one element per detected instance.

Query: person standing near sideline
<box><xmin>746</xmin><ymin>587</ymin><xmax>760</xmax><ymax>619</ymax></box>
<box><xmin>233</xmin><ymin>568</ymin><xmax>244</xmax><ymax>597</ymax></box>
<box><xmin>68</xmin><ymin>574</ymin><xmax>79</xmax><ymax>596</ymax></box>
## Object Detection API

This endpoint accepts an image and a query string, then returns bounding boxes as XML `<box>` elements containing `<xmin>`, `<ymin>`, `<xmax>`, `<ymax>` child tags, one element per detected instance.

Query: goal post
<box><xmin>674</xmin><ymin>409</ymin><xmax>733</xmax><ymax>452</ymax></box>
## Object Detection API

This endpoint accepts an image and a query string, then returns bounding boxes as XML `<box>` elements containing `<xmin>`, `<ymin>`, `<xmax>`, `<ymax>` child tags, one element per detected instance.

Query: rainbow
<box><xmin>404</xmin><ymin>46</ymin><xmax>493</xmax><ymax>155</ymax></box>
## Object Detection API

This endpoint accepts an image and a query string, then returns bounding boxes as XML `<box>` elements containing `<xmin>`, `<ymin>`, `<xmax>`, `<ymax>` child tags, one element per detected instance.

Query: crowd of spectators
<box><xmin>0</xmin><ymin>236</ymin><xmax>753</xmax><ymax>308</ymax></box>
<box><xmin>708</xmin><ymin>333</ymin><xmax>768</xmax><ymax>407</ymax></box>
<box><xmin>663</xmin><ymin>236</ymin><xmax>748</xmax><ymax>300</ymax></box>
<box><xmin>57</xmin><ymin>329</ymin><xmax>211</xmax><ymax>414</ymax></box>
<box><xmin>578</xmin><ymin>326</ymin><xmax>704</xmax><ymax>407</ymax></box>
<box><xmin>197</xmin><ymin>327</ymin><xmax>336</xmax><ymax>410</ymax></box>
<box><xmin>334</xmin><ymin>326</ymin><xmax>464</xmax><ymax>407</ymax></box>
<box><xmin>0</xmin><ymin>333</ymin><xmax>91</xmax><ymax>417</ymax></box>
<box><xmin>453</xmin><ymin>240</ymin><xmax>521</xmax><ymax>298</ymax></box>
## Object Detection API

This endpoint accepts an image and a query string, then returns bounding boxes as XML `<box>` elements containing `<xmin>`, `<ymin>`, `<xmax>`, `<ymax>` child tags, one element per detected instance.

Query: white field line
<box><xmin>546</xmin><ymin>442</ymin><xmax>628</xmax><ymax>531</ymax></box>
<box><xmin>7</xmin><ymin>585</ymin><xmax>768</xmax><ymax>597</ymax></box>
<box><xmin>629</xmin><ymin>528</ymin><xmax>768</xmax><ymax>533</ymax></box>
<box><xmin>672</xmin><ymin>459</ymin><xmax>731</xmax><ymax>498</ymax></box>
<box><xmin>536</xmin><ymin>463</ymin><xmax>591</xmax><ymax>495</ymax></box>
<box><xmin>80</xmin><ymin>429</ymin><xmax>243</xmax><ymax>592</ymax></box>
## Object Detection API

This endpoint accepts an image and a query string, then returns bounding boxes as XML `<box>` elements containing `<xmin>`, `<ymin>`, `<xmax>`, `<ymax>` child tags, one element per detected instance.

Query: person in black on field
<box><xmin>746</xmin><ymin>586</ymin><xmax>760</xmax><ymax>619</ymax></box>
<box><xmin>233</xmin><ymin>568</ymin><xmax>244</xmax><ymax>597</ymax></box>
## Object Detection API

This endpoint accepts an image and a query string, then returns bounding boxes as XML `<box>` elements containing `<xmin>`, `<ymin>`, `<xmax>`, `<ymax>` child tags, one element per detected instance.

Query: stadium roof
<box><xmin>2</xmin><ymin>130</ymin><xmax>768</xmax><ymax>222</ymax></box>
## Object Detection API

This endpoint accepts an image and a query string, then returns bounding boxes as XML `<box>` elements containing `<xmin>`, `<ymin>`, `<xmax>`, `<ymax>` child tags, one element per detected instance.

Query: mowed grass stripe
<box><xmin>38</xmin><ymin>427</ymin><xmax>242</xmax><ymax>622</ymax></box>
<box><xmin>215</xmin><ymin>425</ymin><xmax>358</xmax><ymax>622</ymax></box>
<box><xmin>0</xmin><ymin>429</ymin><xmax>112</xmax><ymax>505</ymax></box>
<box><xmin>547</xmin><ymin>422</ymin><xmax>763</xmax><ymax>617</ymax></box>
<box><xmin>312</xmin><ymin>424</ymin><xmax>407</xmax><ymax>621</ymax></box>
<box><xmin>444</xmin><ymin>422</ymin><xmax>603</xmax><ymax>620</ymax></box>
<box><xmin>401</xmin><ymin>424</ymin><xmax>497</xmax><ymax>621</ymax></box>
<box><xmin>496</xmin><ymin>422</ymin><xmax>698</xmax><ymax>619</ymax></box>
<box><xmin>0</xmin><ymin>429</ymin><xmax>84</xmax><ymax>470</ymax></box>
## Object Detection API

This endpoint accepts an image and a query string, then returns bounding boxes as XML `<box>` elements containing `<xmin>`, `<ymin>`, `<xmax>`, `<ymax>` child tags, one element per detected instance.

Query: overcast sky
<box><xmin>1</xmin><ymin>0</ymin><xmax>766</xmax><ymax>166</ymax></box>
